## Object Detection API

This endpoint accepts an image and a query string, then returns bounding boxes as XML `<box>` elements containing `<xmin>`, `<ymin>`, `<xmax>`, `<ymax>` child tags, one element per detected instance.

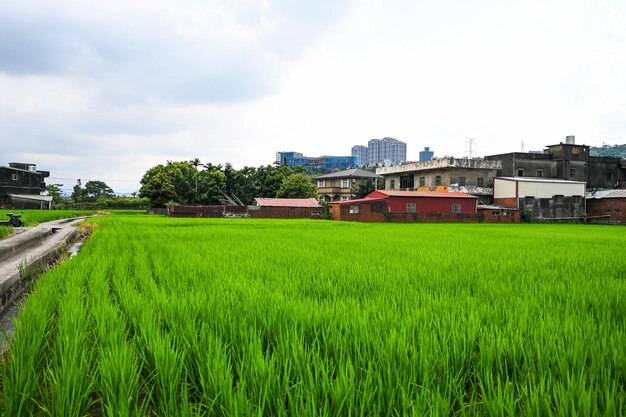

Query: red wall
<box><xmin>331</xmin><ymin>203</ymin><xmax>518</xmax><ymax>223</ymax></box>
<box><xmin>386</xmin><ymin>196</ymin><xmax>477</xmax><ymax>214</ymax></box>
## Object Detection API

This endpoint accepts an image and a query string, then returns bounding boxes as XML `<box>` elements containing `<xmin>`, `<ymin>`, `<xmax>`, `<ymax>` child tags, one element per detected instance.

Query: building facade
<box><xmin>485</xmin><ymin>140</ymin><xmax>626</xmax><ymax>190</ymax></box>
<box><xmin>585</xmin><ymin>189</ymin><xmax>626</xmax><ymax>223</ymax></box>
<box><xmin>314</xmin><ymin>168</ymin><xmax>381</xmax><ymax>202</ymax></box>
<box><xmin>330</xmin><ymin>190</ymin><xmax>491</xmax><ymax>222</ymax></box>
<box><xmin>367</xmin><ymin>137</ymin><xmax>407</xmax><ymax>165</ymax></box>
<box><xmin>493</xmin><ymin>177</ymin><xmax>586</xmax><ymax>219</ymax></box>
<box><xmin>351</xmin><ymin>145</ymin><xmax>368</xmax><ymax>166</ymax></box>
<box><xmin>276</xmin><ymin>152</ymin><xmax>357</xmax><ymax>171</ymax></box>
<box><xmin>376</xmin><ymin>158</ymin><xmax>502</xmax><ymax>204</ymax></box>
<box><xmin>419</xmin><ymin>147</ymin><xmax>434</xmax><ymax>161</ymax></box>
<box><xmin>0</xmin><ymin>162</ymin><xmax>51</xmax><ymax>209</ymax></box>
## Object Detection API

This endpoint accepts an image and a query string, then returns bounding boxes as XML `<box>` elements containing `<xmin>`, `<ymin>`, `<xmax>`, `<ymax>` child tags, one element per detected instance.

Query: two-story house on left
<box><xmin>0</xmin><ymin>162</ymin><xmax>52</xmax><ymax>209</ymax></box>
<box><xmin>314</xmin><ymin>168</ymin><xmax>381</xmax><ymax>202</ymax></box>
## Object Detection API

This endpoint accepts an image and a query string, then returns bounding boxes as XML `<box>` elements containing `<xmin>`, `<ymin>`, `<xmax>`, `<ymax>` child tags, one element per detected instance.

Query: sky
<box><xmin>1</xmin><ymin>0</ymin><xmax>626</xmax><ymax>195</ymax></box>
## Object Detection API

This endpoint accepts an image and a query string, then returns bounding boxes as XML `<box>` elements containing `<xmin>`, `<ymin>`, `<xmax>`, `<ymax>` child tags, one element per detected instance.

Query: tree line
<box><xmin>47</xmin><ymin>160</ymin><xmax>380</xmax><ymax>209</ymax></box>
<box><xmin>138</xmin><ymin>160</ymin><xmax>317</xmax><ymax>207</ymax></box>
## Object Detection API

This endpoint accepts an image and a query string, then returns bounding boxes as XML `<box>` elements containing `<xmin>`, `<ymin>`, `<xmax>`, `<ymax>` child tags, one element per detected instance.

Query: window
<box><xmin>11</xmin><ymin>174</ymin><xmax>18</xmax><ymax>181</ymax></box>
<box><xmin>341</xmin><ymin>179</ymin><xmax>350</xmax><ymax>188</ymax></box>
<box><xmin>452</xmin><ymin>204</ymin><xmax>461</xmax><ymax>213</ymax></box>
<box><xmin>525</xmin><ymin>196</ymin><xmax>535</xmax><ymax>207</ymax></box>
<box><xmin>406</xmin><ymin>203</ymin><xmax>416</xmax><ymax>212</ymax></box>
<box><xmin>419</xmin><ymin>177</ymin><xmax>426</xmax><ymax>187</ymax></box>
<box><xmin>458</xmin><ymin>177</ymin><xmax>466</xmax><ymax>186</ymax></box>
<box><xmin>435</xmin><ymin>175</ymin><xmax>442</xmax><ymax>186</ymax></box>
<box><xmin>477</xmin><ymin>177</ymin><xmax>484</xmax><ymax>187</ymax></box>
<box><xmin>607</xmin><ymin>171</ymin><xmax>614</xmax><ymax>182</ymax></box>
<box><xmin>400</xmin><ymin>175</ymin><xmax>414</xmax><ymax>189</ymax></box>
<box><xmin>569</xmin><ymin>168</ymin><xmax>576</xmax><ymax>179</ymax></box>
<box><xmin>536</xmin><ymin>169</ymin><xmax>543</xmax><ymax>177</ymax></box>
<box><xmin>317</xmin><ymin>180</ymin><xmax>325</xmax><ymax>188</ymax></box>
<box><xmin>390</xmin><ymin>180</ymin><xmax>395</xmax><ymax>190</ymax></box>
<box><xmin>554</xmin><ymin>195</ymin><xmax>563</xmax><ymax>204</ymax></box>
<box><xmin>571</xmin><ymin>196</ymin><xmax>581</xmax><ymax>204</ymax></box>
<box><xmin>517</xmin><ymin>169</ymin><xmax>524</xmax><ymax>177</ymax></box>
<box><xmin>340</xmin><ymin>196</ymin><xmax>349</xmax><ymax>201</ymax></box>
<box><xmin>492</xmin><ymin>211</ymin><xmax>501</xmax><ymax>216</ymax></box>
<box><xmin>349</xmin><ymin>205</ymin><xmax>359</xmax><ymax>214</ymax></box>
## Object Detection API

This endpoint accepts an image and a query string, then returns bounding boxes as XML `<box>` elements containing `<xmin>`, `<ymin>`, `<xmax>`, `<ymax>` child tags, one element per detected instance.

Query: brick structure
<box><xmin>586</xmin><ymin>189</ymin><xmax>626</xmax><ymax>223</ymax></box>
<box><xmin>331</xmin><ymin>200</ymin><xmax>519</xmax><ymax>223</ymax></box>
<box><xmin>329</xmin><ymin>190</ymin><xmax>521</xmax><ymax>223</ymax></box>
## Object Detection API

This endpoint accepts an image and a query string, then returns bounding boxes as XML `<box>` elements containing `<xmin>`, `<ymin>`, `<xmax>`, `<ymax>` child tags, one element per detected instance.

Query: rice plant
<box><xmin>1</xmin><ymin>216</ymin><xmax>625</xmax><ymax>416</ymax></box>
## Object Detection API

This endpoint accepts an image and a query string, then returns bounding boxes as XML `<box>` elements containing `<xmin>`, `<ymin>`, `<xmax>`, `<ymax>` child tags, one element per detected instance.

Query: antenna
<box><xmin>465</xmin><ymin>138</ymin><xmax>476</xmax><ymax>158</ymax></box>
<box><xmin>521</xmin><ymin>141</ymin><xmax>525</xmax><ymax>153</ymax></box>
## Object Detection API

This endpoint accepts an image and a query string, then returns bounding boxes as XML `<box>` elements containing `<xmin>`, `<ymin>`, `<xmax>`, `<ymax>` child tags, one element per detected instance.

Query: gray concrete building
<box><xmin>376</xmin><ymin>158</ymin><xmax>501</xmax><ymax>204</ymax></box>
<box><xmin>485</xmin><ymin>138</ymin><xmax>626</xmax><ymax>190</ymax></box>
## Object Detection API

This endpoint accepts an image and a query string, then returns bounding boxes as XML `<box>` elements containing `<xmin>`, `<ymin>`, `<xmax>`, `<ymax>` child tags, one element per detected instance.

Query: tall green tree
<box><xmin>84</xmin><ymin>181</ymin><xmax>115</xmax><ymax>201</ymax></box>
<box><xmin>139</xmin><ymin>160</ymin><xmax>226</xmax><ymax>207</ymax></box>
<box><xmin>46</xmin><ymin>184</ymin><xmax>64</xmax><ymax>207</ymax></box>
<box><xmin>276</xmin><ymin>173</ymin><xmax>316</xmax><ymax>198</ymax></box>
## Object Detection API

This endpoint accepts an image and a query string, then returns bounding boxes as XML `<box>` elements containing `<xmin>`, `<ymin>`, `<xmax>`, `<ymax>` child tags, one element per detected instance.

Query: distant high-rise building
<box><xmin>276</xmin><ymin>151</ymin><xmax>357</xmax><ymax>171</ymax></box>
<box><xmin>419</xmin><ymin>147</ymin><xmax>434</xmax><ymax>161</ymax></box>
<box><xmin>351</xmin><ymin>145</ymin><xmax>368</xmax><ymax>166</ymax></box>
<box><xmin>367</xmin><ymin>137</ymin><xmax>406</xmax><ymax>165</ymax></box>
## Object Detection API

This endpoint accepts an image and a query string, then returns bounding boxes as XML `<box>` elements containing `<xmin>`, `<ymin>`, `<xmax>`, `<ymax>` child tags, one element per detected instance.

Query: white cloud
<box><xmin>1</xmin><ymin>0</ymin><xmax>625</xmax><ymax>194</ymax></box>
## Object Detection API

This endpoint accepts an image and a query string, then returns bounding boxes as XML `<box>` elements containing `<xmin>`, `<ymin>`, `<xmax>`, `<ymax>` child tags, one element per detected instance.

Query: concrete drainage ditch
<box><xmin>0</xmin><ymin>217</ymin><xmax>92</xmax><ymax>350</ymax></box>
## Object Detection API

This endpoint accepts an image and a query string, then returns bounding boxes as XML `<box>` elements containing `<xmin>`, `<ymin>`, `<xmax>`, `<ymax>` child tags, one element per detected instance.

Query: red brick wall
<box><xmin>332</xmin><ymin>203</ymin><xmax>520</xmax><ymax>223</ymax></box>
<box><xmin>249</xmin><ymin>206</ymin><xmax>321</xmax><ymax>219</ymax></box>
<box><xmin>586</xmin><ymin>199</ymin><xmax>626</xmax><ymax>222</ymax></box>
<box><xmin>494</xmin><ymin>198</ymin><xmax>518</xmax><ymax>209</ymax></box>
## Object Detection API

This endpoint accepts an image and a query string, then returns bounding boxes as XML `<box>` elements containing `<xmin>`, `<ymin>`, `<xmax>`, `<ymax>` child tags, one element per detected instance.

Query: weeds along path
<box><xmin>1</xmin><ymin>216</ymin><xmax>626</xmax><ymax>416</ymax></box>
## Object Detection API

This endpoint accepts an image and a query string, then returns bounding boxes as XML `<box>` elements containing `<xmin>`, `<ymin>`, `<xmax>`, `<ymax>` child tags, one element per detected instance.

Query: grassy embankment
<box><xmin>1</xmin><ymin>216</ymin><xmax>625</xmax><ymax>416</ymax></box>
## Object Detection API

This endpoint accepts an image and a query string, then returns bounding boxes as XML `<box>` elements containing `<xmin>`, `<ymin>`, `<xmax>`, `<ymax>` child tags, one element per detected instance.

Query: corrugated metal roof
<box><xmin>7</xmin><ymin>194</ymin><xmax>53</xmax><ymax>202</ymax></box>
<box><xmin>586</xmin><ymin>189</ymin><xmax>626</xmax><ymax>199</ymax></box>
<box><xmin>375</xmin><ymin>190</ymin><xmax>478</xmax><ymax>199</ymax></box>
<box><xmin>314</xmin><ymin>168</ymin><xmax>381</xmax><ymax>180</ymax></box>
<box><xmin>253</xmin><ymin>198</ymin><xmax>321</xmax><ymax>207</ymax></box>
<box><xmin>336</xmin><ymin>197</ymin><xmax>387</xmax><ymax>205</ymax></box>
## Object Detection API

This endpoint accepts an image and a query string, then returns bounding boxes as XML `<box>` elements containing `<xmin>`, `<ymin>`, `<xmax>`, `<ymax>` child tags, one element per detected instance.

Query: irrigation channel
<box><xmin>0</xmin><ymin>217</ymin><xmax>91</xmax><ymax>351</ymax></box>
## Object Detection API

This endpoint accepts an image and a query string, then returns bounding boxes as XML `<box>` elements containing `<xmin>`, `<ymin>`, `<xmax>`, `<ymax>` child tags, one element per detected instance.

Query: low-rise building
<box><xmin>331</xmin><ymin>190</ymin><xmax>480</xmax><ymax>222</ymax></box>
<box><xmin>0</xmin><ymin>162</ymin><xmax>51</xmax><ymax>209</ymax></box>
<box><xmin>485</xmin><ymin>139</ymin><xmax>626</xmax><ymax>190</ymax></box>
<box><xmin>493</xmin><ymin>177</ymin><xmax>585</xmax><ymax>219</ymax></box>
<box><xmin>314</xmin><ymin>168</ymin><xmax>381</xmax><ymax>202</ymax></box>
<box><xmin>250</xmin><ymin>198</ymin><xmax>322</xmax><ymax>219</ymax></box>
<box><xmin>376</xmin><ymin>158</ymin><xmax>501</xmax><ymax>204</ymax></box>
<box><xmin>585</xmin><ymin>189</ymin><xmax>626</xmax><ymax>223</ymax></box>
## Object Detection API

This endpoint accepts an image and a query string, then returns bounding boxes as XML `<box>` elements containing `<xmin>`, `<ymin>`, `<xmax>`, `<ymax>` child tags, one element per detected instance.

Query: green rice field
<box><xmin>1</xmin><ymin>216</ymin><xmax>625</xmax><ymax>416</ymax></box>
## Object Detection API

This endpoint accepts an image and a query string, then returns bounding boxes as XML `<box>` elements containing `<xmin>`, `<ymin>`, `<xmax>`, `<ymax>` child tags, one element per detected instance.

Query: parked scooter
<box><xmin>0</xmin><ymin>212</ymin><xmax>23</xmax><ymax>227</ymax></box>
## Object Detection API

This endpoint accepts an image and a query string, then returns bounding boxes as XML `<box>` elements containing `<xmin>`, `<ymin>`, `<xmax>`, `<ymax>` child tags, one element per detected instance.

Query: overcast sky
<box><xmin>2</xmin><ymin>0</ymin><xmax>626</xmax><ymax>194</ymax></box>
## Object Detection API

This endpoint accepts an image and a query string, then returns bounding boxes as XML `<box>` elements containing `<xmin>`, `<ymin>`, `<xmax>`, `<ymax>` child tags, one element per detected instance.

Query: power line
<box><xmin>48</xmin><ymin>177</ymin><xmax>140</xmax><ymax>182</ymax></box>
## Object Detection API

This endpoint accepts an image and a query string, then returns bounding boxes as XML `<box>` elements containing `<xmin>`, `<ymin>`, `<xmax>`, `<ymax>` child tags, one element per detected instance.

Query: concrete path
<box><xmin>0</xmin><ymin>217</ymin><xmax>89</xmax><ymax>314</ymax></box>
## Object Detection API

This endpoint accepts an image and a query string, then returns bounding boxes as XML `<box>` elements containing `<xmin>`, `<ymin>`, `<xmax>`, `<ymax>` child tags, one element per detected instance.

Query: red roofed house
<box><xmin>331</xmin><ymin>190</ymin><xmax>484</xmax><ymax>222</ymax></box>
<box><xmin>249</xmin><ymin>198</ymin><xmax>322</xmax><ymax>219</ymax></box>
